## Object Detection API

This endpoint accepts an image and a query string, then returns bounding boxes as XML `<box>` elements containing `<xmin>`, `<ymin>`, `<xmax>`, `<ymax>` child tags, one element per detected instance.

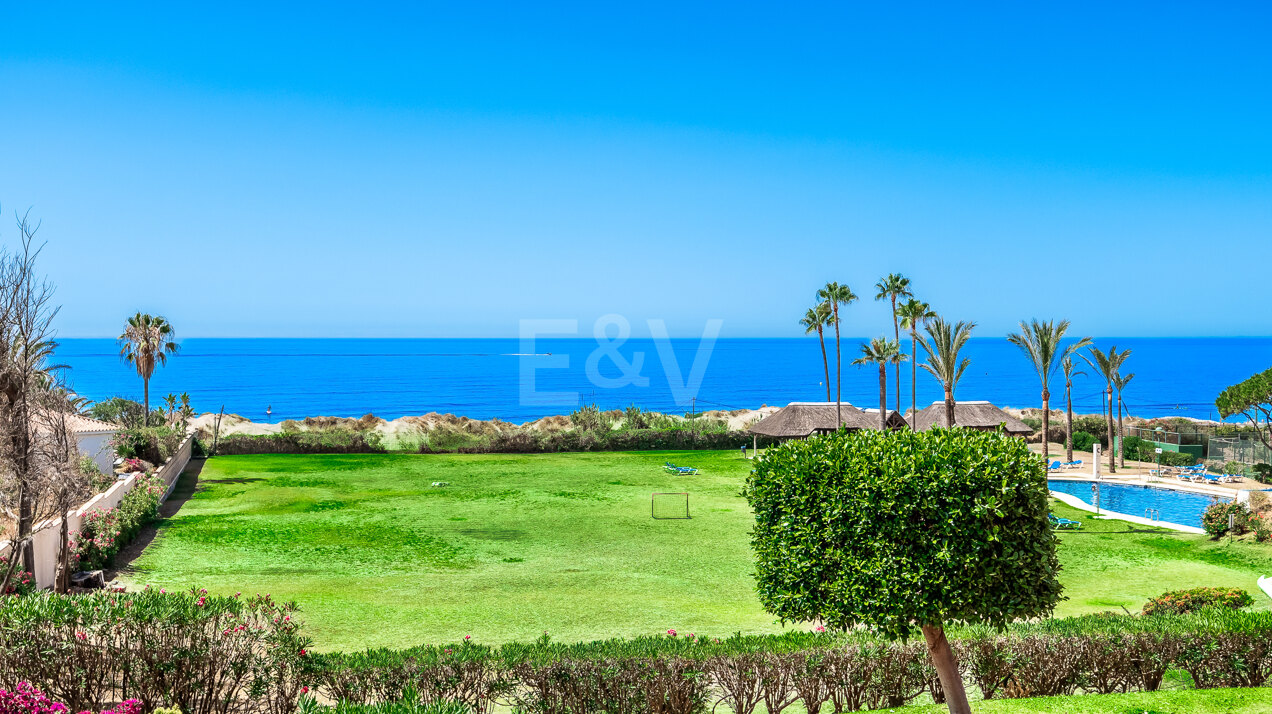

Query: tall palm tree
<box><xmin>1083</xmin><ymin>345</ymin><xmax>1131</xmax><ymax>474</ymax></box>
<box><xmin>853</xmin><ymin>337</ymin><xmax>907</xmax><ymax>430</ymax></box>
<box><xmin>874</xmin><ymin>273</ymin><xmax>912</xmax><ymax>414</ymax></box>
<box><xmin>118</xmin><ymin>312</ymin><xmax>179</xmax><ymax>425</ymax></box>
<box><xmin>1005</xmin><ymin>320</ymin><xmax>1089</xmax><ymax>462</ymax></box>
<box><xmin>1114</xmin><ymin>372</ymin><xmax>1135</xmax><ymax>468</ymax></box>
<box><xmin>1060</xmin><ymin>353</ymin><xmax>1085</xmax><ymax>463</ymax></box>
<box><xmin>897</xmin><ymin>298</ymin><xmax>936</xmax><ymax>429</ymax></box>
<box><xmin>917</xmin><ymin>316</ymin><xmax>976</xmax><ymax>428</ymax></box>
<box><xmin>799</xmin><ymin>302</ymin><xmax>834</xmax><ymax>401</ymax></box>
<box><xmin>817</xmin><ymin>282</ymin><xmax>859</xmax><ymax>426</ymax></box>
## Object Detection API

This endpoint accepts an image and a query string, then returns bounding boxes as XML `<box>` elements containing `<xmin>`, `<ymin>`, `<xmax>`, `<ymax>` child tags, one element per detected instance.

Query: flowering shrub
<box><xmin>0</xmin><ymin>589</ymin><xmax>312</xmax><ymax>714</ymax></box>
<box><xmin>1252</xmin><ymin>512</ymin><xmax>1272</xmax><ymax>543</ymax></box>
<box><xmin>71</xmin><ymin>475</ymin><xmax>166</xmax><ymax>571</ymax></box>
<box><xmin>1142</xmin><ymin>587</ymin><xmax>1255</xmax><ymax>616</ymax></box>
<box><xmin>0</xmin><ymin>682</ymin><xmax>142</xmax><ymax>714</ymax></box>
<box><xmin>1201</xmin><ymin>501</ymin><xmax>1250</xmax><ymax>538</ymax></box>
<box><xmin>0</xmin><ymin>556</ymin><xmax>35</xmax><ymax>597</ymax></box>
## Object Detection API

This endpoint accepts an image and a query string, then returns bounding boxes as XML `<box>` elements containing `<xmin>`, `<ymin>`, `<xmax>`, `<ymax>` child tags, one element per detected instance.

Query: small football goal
<box><xmin>651</xmin><ymin>492</ymin><xmax>690</xmax><ymax>519</ymax></box>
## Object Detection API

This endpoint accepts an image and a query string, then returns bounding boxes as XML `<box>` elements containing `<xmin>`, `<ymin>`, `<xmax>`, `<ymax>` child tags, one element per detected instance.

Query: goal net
<box><xmin>651</xmin><ymin>492</ymin><xmax>690</xmax><ymax>519</ymax></box>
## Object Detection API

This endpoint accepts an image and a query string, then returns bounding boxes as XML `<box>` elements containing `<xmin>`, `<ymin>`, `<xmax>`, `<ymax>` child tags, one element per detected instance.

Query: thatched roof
<box><xmin>747</xmin><ymin>402</ymin><xmax>881</xmax><ymax>438</ymax></box>
<box><xmin>862</xmin><ymin>408</ymin><xmax>909</xmax><ymax>430</ymax></box>
<box><xmin>909</xmin><ymin>401</ymin><xmax>1032</xmax><ymax>434</ymax></box>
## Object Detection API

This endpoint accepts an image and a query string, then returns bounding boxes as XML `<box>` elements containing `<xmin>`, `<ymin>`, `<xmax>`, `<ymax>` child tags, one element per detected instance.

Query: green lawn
<box><xmin>122</xmin><ymin>451</ymin><xmax>1272</xmax><ymax>651</ymax></box>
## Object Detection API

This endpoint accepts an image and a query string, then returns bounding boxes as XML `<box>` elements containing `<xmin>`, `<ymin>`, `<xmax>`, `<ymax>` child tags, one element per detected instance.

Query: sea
<box><xmin>55</xmin><ymin>337</ymin><xmax>1272</xmax><ymax>424</ymax></box>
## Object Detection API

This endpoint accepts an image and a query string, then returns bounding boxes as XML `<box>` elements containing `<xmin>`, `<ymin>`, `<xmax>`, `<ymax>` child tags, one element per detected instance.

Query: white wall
<box><xmin>76</xmin><ymin>431</ymin><xmax>116</xmax><ymax>475</ymax></box>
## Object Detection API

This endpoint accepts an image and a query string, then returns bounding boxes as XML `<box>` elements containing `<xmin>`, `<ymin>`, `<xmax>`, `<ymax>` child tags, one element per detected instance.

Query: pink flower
<box><xmin>815</xmin><ymin>625</ymin><xmax>826</xmax><ymax>633</ymax></box>
<box><xmin>75</xmin><ymin>631</ymin><xmax>87</xmax><ymax>641</ymax></box>
<box><xmin>667</xmin><ymin>629</ymin><xmax>677</xmax><ymax>637</ymax></box>
<box><xmin>464</xmin><ymin>635</ymin><xmax>471</xmax><ymax>641</ymax></box>
<box><xmin>301</xmin><ymin>686</ymin><xmax>309</xmax><ymax>694</ymax></box>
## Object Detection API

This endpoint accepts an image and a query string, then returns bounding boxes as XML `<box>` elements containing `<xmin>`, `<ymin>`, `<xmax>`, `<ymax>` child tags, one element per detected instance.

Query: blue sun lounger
<box><xmin>1049</xmin><ymin>514</ymin><xmax>1081</xmax><ymax>530</ymax></box>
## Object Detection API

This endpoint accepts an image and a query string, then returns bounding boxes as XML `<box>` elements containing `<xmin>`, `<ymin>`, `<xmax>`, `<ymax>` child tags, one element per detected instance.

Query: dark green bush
<box><xmin>87</xmin><ymin>396</ymin><xmax>164</xmax><ymax>429</ymax></box>
<box><xmin>1253</xmin><ymin>463</ymin><xmax>1272</xmax><ymax>484</ymax></box>
<box><xmin>1070</xmin><ymin>430</ymin><xmax>1096</xmax><ymax>452</ymax></box>
<box><xmin>1122</xmin><ymin>435</ymin><xmax>1153</xmax><ymax>461</ymax></box>
<box><xmin>71</xmin><ymin>474</ymin><xmax>166</xmax><ymax>570</ymax></box>
<box><xmin>1159</xmin><ymin>451</ymin><xmax>1198</xmax><ymax>467</ymax></box>
<box><xmin>1143</xmin><ymin>587</ymin><xmax>1255</xmax><ymax>616</ymax></box>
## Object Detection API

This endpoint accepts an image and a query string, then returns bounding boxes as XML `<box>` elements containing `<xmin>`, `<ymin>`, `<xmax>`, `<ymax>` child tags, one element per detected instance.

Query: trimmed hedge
<box><xmin>5</xmin><ymin>591</ymin><xmax>1272</xmax><ymax>714</ymax></box>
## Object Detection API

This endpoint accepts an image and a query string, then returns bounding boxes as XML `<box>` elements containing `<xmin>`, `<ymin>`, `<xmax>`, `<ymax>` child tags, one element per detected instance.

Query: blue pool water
<box><xmin>1048</xmin><ymin>479</ymin><xmax>1230</xmax><ymax>528</ymax></box>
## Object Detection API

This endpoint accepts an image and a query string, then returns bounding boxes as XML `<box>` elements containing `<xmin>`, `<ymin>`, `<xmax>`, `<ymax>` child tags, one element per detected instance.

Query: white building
<box><xmin>67</xmin><ymin>414</ymin><xmax>120</xmax><ymax>475</ymax></box>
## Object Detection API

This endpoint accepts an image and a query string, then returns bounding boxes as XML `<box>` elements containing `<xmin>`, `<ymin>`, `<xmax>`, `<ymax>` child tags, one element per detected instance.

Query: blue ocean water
<box><xmin>54</xmin><ymin>337</ymin><xmax>1272</xmax><ymax>424</ymax></box>
<box><xmin>1048</xmin><ymin>479</ymin><xmax>1230</xmax><ymax>528</ymax></box>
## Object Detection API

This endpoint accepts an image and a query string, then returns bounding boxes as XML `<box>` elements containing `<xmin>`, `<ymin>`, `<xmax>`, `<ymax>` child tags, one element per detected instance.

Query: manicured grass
<box><xmin>894</xmin><ymin>687</ymin><xmax>1272</xmax><ymax>713</ymax></box>
<box><xmin>1047</xmin><ymin>499</ymin><xmax>1272</xmax><ymax>616</ymax></box>
<box><xmin>123</xmin><ymin>451</ymin><xmax>1272</xmax><ymax>651</ymax></box>
<box><xmin>124</xmin><ymin>451</ymin><xmax>779</xmax><ymax>650</ymax></box>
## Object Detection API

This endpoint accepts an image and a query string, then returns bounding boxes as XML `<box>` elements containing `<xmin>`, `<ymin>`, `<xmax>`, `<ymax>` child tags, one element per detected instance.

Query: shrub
<box><xmin>0</xmin><ymin>555</ymin><xmax>35</xmax><ymax>597</ymax></box>
<box><xmin>87</xmin><ymin>397</ymin><xmax>159</xmax><ymax>430</ymax></box>
<box><xmin>0</xmin><ymin>589</ymin><xmax>311</xmax><ymax>714</ymax></box>
<box><xmin>1142</xmin><ymin>587</ymin><xmax>1255</xmax><ymax>616</ymax></box>
<box><xmin>1071</xmin><ymin>415</ymin><xmax>1109</xmax><ymax>444</ymax></box>
<box><xmin>1070</xmin><ymin>431</ymin><xmax>1096</xmax><ymax>452</ymax></box>
<box><xmin>568</xmin><ymin>404</ymin><xmax>612</xmax><ymax>433</ymax></box>
<box><xmin>1121</xmin><ymin>436</ymin><xmax>1152</xmax><ymax>462</ymax></box>
<box><xmin>1254</xmin><ymin>462</ymin><xmax>1272</xmax><ymax>484</ymax></box>
<box><xmin>112</xmin><ymin>426</ymin><xmax>184</xmax><ymax>463</ymax></box>
<box><xmin>214</xmin><ymin>430</ymin><xmax>386</xmax><ymax>456</ymax></box>
<box><xmin>71</xmin><ymin>474</ymin><xmax>166</xmax><ymax>571</ymax></box>
<box><xmin>1159</xmin><ymin>451</ymin><xmax>1197</xmax><ymax>467</ymax></box>
<box><xmin>1201</xmin><ymin>502</ymin><xmax>1250</xmax><ymax>538</ymax></box>
<box><xmin>1251</xmin><ymin>512</ymin><xmax>1272</xmax><ymax>543</ymax></box>
<box><xmin>1224</xmin><ymin>460</ymin><xmax>1249</xmax><ymax>476</ymax></box>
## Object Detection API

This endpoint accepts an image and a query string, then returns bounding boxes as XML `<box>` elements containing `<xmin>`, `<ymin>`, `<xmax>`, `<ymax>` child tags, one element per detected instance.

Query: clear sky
<box><xmin>1</xmin><ymin>2</ymin><xmax>1269</xmax><ymax>338</ymax></box>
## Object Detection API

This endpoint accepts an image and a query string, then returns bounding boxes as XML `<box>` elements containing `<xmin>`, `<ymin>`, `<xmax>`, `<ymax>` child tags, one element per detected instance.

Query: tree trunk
<box><xmin>892</xmin><ymin>297</ymin><xmax>901</xmax><ymax>414</ymax></box>
<box><xmin>878</xmin><ymin>364</ymin><xmax>887</xmax><ymax>430</ymax></box>
<box><xmin>833</xmin><ymin>305</ymin><xmax>842</xmax><ymax>427</ymax></box>
<box><xmin>922</xmin><ymin>624</ymin><xmax>971</xmax><ymax>714</ymax></box>
<box><xmin>17</xmin><ymin>481</ymin><xmax>34</xmax><ymax>574</ymax></box>
<box><xmin>818</xmin><ymin>328</ymin><xmax>831</xmax><ymax>402</ymax></box>
<box><xmin>1041</xmin><ymin>389</ymin><xmax>1050</xmax><ymax>462</ymax></box>
<box><xmin>910</xmin><ymin>331</ymin><xmax>918</xmax><ymax>430</ymax></box>
<box><xmin>1117</xmin><ymin>394</ymin><xmax>1125</xmax><ymax>468</ymax></box>
<box><xmin>944</xmin><ymin>387</ymin><xmax>955</xmax><ymax>428</ymax></box>
<box><xmin>1065</xmin><ymin>380</ymin><xmax>1074</xmax><ymax>463</ymax></box>
<box><xmin>56</xmin><ymin>491</ymin><xmax>70</xmax><ymax>594</ymax></box>
<box><xmin>1106</xmin><ymin>387</ymin><xmax>1116</xmax><ymax>474</ymax></box>
<box><xmin>144</xmin><ymin>376</ymin><xmax>151</xmax><ymax>427</ymax></box>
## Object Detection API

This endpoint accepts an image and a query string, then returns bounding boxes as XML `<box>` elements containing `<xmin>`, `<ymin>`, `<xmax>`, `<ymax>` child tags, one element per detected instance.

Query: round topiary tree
<box><xmin>746</xmin><ymin>427</ymin><xmax>1063</xmax><ymax>714</ymax></box>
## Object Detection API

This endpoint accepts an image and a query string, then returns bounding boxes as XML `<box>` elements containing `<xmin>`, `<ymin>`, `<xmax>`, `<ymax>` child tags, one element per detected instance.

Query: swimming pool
<box><xmin>1047</xmin><ymin>479</ymin><xmax>1230</xmax><ymax>528</ymax></box>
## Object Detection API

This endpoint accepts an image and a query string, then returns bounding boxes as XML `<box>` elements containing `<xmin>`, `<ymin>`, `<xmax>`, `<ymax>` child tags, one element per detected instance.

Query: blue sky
<box><xmin>1</xmin><ymin>2</ymin><xmax>1269</xmax><ymax>338</ymax></box>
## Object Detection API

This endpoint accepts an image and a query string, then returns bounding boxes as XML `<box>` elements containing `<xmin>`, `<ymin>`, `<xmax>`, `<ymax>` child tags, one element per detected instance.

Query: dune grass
<box><xmin>122</xmin><ymin>451</ymin><xmax>1272</xmax><ymax>651</ymax></box>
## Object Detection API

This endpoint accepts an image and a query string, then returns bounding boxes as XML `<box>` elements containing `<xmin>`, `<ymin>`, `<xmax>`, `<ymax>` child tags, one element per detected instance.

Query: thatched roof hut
<box><xmin>909</xmin><ymin>401</ymin><xmax>1032</xmax><ymax>435</ymax></box>
<box><xmin>862</xmin><ymin>408</ymin><xmax>909</xmax><ymax>430</ymax></box>
<box><xmin>747</xmin><ymin>402</ymin><xmax>886</xmax><ymax>439</ymax></box>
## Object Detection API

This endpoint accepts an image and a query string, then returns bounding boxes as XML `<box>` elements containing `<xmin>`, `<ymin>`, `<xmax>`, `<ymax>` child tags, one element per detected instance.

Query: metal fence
<box><xmin>1207</xmin><ymin>436</ymin><xmax>1272</xmax><ymax>466</ymax></box>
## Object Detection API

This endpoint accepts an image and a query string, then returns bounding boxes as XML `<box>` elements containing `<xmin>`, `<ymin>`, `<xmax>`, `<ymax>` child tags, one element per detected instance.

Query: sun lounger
<box><xmin>1068</xmin><ymin>460</ymin><xmax>1083</xmax><ymax>469</ymax></box>
<box><xmin>1047</xmin><ymin>460</ymin><xmax>1063</xmax><ymax>472</ymax></box>
<box><xmin>1049</xmin><ymin>514</ymin><xmax>1081</xmax><ymax>530</ymax></box>
<box><xmin>664</xmin><ymin>462</ymin><xmax>698</xmax><ymax>475</ymax></box>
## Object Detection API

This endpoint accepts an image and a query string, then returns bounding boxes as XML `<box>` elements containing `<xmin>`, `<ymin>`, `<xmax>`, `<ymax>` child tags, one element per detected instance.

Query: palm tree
<box><xmin>853</xmin><ymin>337</ymin><xmax>907</xmax><ymax>430</ymax></box>
<box><xmin>874</xmin><ymin>274</ymin><xmax>912</xmax><ymax>413</ymax></box>
<box><xmin>917</xmin><ymin>317</ymin><xmax>976</xmax><ymax>428</ymax></box>
<box><xmin>118</xmin><ymin>312</ymin><xmax>179</xmax><ymax>425</ymax></box>
<box><xmin>1005</xmin><ymin>320</ymin><xmax>1090</xmax><ymax>463</ymax></box>
<box><xmin>1114</xmin><ymin>372</ymin><xmax>1135</xmax><ymax>468</ymax></box>
<box><xmin>799</xmin><ymin>302</ymin><xmax>834</xmax><ymax>401</ymax></box>
<box><xmin>1060</xmin><ymin>353</ymin><xmax>1085</xmax><ymax>463</ymax></box>
<box><xmin>817</xmin><ymin>282</ymin><xmax>859</xmax><ymax>426</ymax></box>
<box><xmin>1083</xmin><ymin>345</ymin><xmax>1131</xmax><ymax>474</ymax></box>
<box><xmin>896</xmin><ymin>298</ymin><xmax>936</xmax><ymax>429</ymax></box>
